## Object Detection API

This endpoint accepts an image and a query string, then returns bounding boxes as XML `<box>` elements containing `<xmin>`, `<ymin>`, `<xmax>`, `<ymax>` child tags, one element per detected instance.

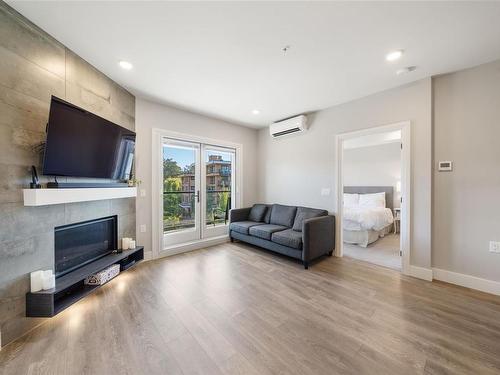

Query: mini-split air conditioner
<box><xmin>269</xmin><ymin>115</ymin><xmax>308</xmax><ymax>138</ymax></box>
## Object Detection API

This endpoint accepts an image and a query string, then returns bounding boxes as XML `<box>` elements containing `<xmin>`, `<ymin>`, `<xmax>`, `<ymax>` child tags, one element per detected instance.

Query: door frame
<box><xmin>335</xmin><ymin>121</ymin><xmax>411</xmax><ymax>275</ymax></box>
<box><xmin>151</xmin><ymin>128</ymin><xmax>243</xmax><ymax>259</ymax></box>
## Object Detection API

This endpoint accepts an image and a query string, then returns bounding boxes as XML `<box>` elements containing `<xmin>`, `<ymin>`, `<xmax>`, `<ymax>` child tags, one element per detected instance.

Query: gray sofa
<box><xmin>229</xmin><ymin>204</ymin><xmax>335</xmax><ymax>269</ymax></box>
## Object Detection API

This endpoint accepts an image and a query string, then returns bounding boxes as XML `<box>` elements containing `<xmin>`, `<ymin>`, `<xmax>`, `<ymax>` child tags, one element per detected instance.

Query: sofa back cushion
<box><xmin>248</xmin><ymin>204</ymin><xmax>268</xmax><ymax>222</ymax></box>
<box><xmin>264</xmin><ymin>204</ymin><xmax>272</xmax><ymax>223</ymax></box>
<box><xmin>292</xmin><ymin>207</ymin><xmax>328</xmax><ymax>231</ymax></box>
<box><xmin>269</xmin><ymin>204</ymin><xmax>297</xmax><ymax>227</ymax></box>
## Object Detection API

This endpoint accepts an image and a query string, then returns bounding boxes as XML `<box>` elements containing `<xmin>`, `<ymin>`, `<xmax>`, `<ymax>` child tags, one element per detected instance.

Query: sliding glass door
<box><xmin>162</xmin><ymin>137</ymin><xmax>236</xmax><ymax>247</ymax></box>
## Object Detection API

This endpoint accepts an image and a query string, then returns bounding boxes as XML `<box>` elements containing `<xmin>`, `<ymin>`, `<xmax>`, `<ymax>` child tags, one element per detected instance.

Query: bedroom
<box><xmin>341</xmin><ymin>129</ymin><xmax>403</xmax><ymax>271</ymax></box>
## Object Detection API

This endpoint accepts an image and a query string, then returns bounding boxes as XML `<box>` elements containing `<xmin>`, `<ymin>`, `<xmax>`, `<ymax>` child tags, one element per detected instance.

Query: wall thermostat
<box><xmin>438</xmin><ymin>161</ymin><xmax>453</xmax><ymax>172</ymax></box>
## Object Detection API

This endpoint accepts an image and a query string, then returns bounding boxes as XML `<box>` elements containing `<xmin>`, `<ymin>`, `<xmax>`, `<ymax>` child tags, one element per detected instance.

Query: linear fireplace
<box><xmin>55</xmin><ymin>216</ymin><xmax>117</xmax><ymax>277</ymax></box>
<box><xmin>27</xmin><ymin>215</ymin><xmax>143</xmax><ymax>318</ymax></box>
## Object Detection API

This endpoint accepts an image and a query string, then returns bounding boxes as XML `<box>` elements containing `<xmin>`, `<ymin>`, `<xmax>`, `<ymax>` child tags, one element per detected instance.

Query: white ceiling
<box><xmin>9</xmin><ymin>1</ymin><xmax>500</xmax><ymax>128</ymax></box>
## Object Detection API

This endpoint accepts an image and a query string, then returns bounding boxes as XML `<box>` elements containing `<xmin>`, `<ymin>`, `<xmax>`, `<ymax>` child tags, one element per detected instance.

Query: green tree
<box><xmin>163</xmin><ymin>158</ymin><xmax>182</xmax><ymax>178</ymax></box>
<box><xmin>164</xmin><ymin>176</ymin><xmax>182</xmax><ymax>217</ymax></box>
<box><xmin>163</xmin><ymin>158</ymin><xmax>183</xmax><ymax>231</ymax></box>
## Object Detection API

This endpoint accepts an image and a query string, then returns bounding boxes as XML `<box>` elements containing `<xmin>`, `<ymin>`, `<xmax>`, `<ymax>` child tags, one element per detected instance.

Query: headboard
<box><xmin>344</xmin><ymin>186</ymin><xmax>394</xmax><ymax>211</ymax></box>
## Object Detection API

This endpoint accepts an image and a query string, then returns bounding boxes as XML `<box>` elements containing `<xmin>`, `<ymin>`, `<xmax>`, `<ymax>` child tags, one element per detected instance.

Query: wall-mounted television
<box><xmin>43</xmin><ymin>96</ymin><xmax>135</xmax><ymax>180</ymax></box>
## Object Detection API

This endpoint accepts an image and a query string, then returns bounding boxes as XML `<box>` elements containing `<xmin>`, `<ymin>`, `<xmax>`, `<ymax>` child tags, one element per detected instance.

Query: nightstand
<box><xmin>393</xmin><ymin>208</ymin><xmax>401</xmax><ymax>234</ymax></box>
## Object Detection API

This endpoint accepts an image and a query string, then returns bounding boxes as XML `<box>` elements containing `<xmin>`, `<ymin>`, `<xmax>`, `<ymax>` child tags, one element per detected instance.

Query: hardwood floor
<box><xmin>2</xmin><ymin>241</ymin><xmax>500</xmax><ymax>375</ymax></box>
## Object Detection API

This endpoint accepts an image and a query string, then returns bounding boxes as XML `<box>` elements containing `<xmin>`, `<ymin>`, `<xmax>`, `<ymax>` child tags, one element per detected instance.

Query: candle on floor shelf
<box><xmin>30</xmin><ymin>270</ymin><xmax>43</xmax><ymax>293</ymax></box>
<box><xmin>129</xmin><ymin>240</ymin><xmax>136</xmax><ymax>249</ymax></box>
<box><xmin>42</xmin><ymin>270</ymin><xmax>55</xmax><ymax>290</ymax></box>
<box><xmin>121</xmin><ymin>237</ymin><xmax>130</xmax><ymax>251</ymax></box>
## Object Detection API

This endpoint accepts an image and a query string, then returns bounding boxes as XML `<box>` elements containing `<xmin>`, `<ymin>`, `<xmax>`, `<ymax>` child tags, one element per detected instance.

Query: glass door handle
<box><xmin>195</xmin><ymin>190</ymin><xmax>200</xmax><ymax>203</ymax></box>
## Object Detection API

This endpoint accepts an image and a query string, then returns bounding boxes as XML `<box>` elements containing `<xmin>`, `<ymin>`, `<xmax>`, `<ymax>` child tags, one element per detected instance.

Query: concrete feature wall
<box><xmin>433</xmin><ymin>59</ymin><xmax>500</xmax><ymax>282</ymax></box>
<box><xmin>0</xmin><ymin>3</ymin><xmax>136</xmax><ymax>347</ymax></box>
<box><xmin>135</xmin><ymin>98</ymin><xmax>258</xmax><ymax>259</ymax></box>
<box><xmin>343</xmin><ymin>142</ymin><xmax>402</xmax><ymax>208</ymax></box>
<box><xmin>257</xmin><ymin>78</ymin><xmax>432</xmax><ymax>269</ymax></box>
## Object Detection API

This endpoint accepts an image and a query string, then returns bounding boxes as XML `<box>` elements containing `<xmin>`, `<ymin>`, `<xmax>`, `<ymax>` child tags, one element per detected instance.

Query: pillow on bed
<box><xmin>344</xmin><ymin>193</ymin><xmax>359</xmax><ymax>207</ymax></box>
<box><xmin>359</xmin><ymin>192</ymin><xmax>386</xmax><ymax>208</ymax></box>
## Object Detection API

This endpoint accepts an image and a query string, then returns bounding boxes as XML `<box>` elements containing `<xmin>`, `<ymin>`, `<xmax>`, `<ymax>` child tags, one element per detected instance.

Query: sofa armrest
<box><xmin>229</xmin><ymin>207</ymin><xmax>252</xmax><ymax>223</ymax></box>
<box><xmin>302</xmin><ymin>215</ymin><xmax>335</xmax><ymax>262</ymax></box>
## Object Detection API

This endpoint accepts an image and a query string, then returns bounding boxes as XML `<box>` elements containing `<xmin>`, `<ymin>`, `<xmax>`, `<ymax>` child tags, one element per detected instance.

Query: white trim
<box><xmin>151</xmin><ymin>128</ymin><xmax>243</xmax><ymax>260</ymax></box>
<box><xmin>335</xmin><ymin>121</ymin><xmax>411</xmax><ymax>276</ymax></box>
<box><xmin>158</xmin><ymin>235</ymin><xmax>229</xmax><ymax>259</ymax></box>
<box><xmin>409</xmin><ymin>265</ymin><xmax>433</xmax><ymax>281</ymax></box>
<box><xmin>433</xmin><ymin>268</ymin><xmax>500</xmax><ymax>296</ymax></box>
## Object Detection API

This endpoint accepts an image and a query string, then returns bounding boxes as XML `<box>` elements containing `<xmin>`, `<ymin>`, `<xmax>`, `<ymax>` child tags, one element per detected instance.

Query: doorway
<box><xmin>152</xmin><ymin>130</ymin><xmax>242</xmax><ymax>257</ymax></box>
<box><xmin>336</xmin><ymin>121</ymin><xmax>410</xmax><ymax>275</ymax></box>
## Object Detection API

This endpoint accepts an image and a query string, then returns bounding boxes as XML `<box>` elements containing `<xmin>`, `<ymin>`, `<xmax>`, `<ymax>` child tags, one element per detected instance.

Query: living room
<box><xmin>1</xmin><ymin>2</ymin><xmax>500</xmax><ymax>374</ymax></box>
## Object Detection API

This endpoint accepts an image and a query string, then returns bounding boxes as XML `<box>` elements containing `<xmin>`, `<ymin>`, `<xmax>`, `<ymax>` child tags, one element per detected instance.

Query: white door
<box><xmin>162</xmin><ymin>139</ymin><xmax>201</xmax><ymax>246</ymax></box>
<box><xmin>202</xmin><ymin>145</ymin><xmax>236</xmax><ymax>239</ymax></box>
<box><xmin>161</xmin><ymin>138</ymin><xmax>236</xmax><ymax>249</ymax></box>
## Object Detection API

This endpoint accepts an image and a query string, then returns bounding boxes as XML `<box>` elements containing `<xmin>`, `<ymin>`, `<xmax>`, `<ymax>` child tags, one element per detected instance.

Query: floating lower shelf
<box><xmin>26</xmin><ymin>247</ymin><xmax>144</xmax><ymax>317</ymax></box>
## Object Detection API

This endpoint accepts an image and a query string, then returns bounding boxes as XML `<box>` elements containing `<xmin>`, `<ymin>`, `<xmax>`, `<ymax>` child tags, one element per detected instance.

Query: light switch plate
<box><xmin>321</xmin><ymin>188</ymin><xmax>331</xmax><ymax>196</ymax></box>
<box><xmin>140</xmin><ymin>224</ymin><xmax>147</xmax><ymax>233</ymax></box>
<box><xmin>140</xmin><ymin>189</ymin><xmax>146</xmax><ymax>197</ymax></box>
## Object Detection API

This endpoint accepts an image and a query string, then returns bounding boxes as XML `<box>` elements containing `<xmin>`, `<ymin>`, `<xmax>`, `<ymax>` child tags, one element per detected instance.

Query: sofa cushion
<box><xmin>230</xmin><ymin>221</ymin><xmax>262</xmax><ymax>235</ymax></box>
<box><xmin>271</xmin><ymin>229</ymin><xmax>303</xmax><ymax>250</ymax></box>
<box><xmin>264</xmin><ymin>204</ymin><xmax>272</xmax><ymax>223</ymax></box>
<box><xmin>269</xmin><ymin>204</ymin><xmax>297</xmax><ymax>227</ymax></box>
<box><xmin>292</xmin><ymin>207</ymin><xmax>328</xmax><ymax>232</ymax></box>
<box><xmin>248</xmin><ymin>204</ymin><xmax>268</xmax><ymax>222</ymax></box>
<box><xmin>249</xmin><ymin>224</ymin><xmax>288</xmax><ymax>240</ymax></box>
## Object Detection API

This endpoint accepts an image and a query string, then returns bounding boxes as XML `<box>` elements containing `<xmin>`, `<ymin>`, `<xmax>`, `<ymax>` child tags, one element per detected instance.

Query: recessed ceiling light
<box><xmin>386</xmin><ymin>50</ymin><xmax>404</xmax><ymax>62</ymax></box>
<box><xmin>119</xmin><ymin>60</ymin><xmax>133</xmax><ymax>70</ymax></box>
<box><xmin>252</xmin><ymin>109</ymin><xmax>260</xmax><ymax>115</ymax></box>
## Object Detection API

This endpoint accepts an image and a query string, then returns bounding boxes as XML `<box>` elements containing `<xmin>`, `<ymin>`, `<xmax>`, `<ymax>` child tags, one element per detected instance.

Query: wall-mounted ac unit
<box><xmin>269</xmin><ymin>115</ymin><xmax>308</xmax><ymax>138</ymax></box>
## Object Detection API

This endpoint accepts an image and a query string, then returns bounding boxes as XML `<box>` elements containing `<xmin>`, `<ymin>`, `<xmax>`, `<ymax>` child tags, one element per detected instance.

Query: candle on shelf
<box><xmin>121</xmin><ymin>237</ymin><xmax>130</xmax><ymax>250</ymax></box>
<box><xmin>129</xmin><ymin>240</ymin><xmax>136</xmax><ymax>249</ymax></box>
<box><xmin>30</xmin><ymin>270</ymin><xmax>43</xmax><ymax>293</ymax></box>
<box><xmin>42</xmin><ymin>270</ymin><xmax>55</xmax><ymax>290</ymax></box>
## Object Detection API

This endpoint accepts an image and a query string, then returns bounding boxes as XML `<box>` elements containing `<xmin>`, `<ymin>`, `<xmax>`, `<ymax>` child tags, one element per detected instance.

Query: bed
<box><xmin>343</xmin><ymin>186</ymin><xmax>395</xmax><ymax>247</ymax></box>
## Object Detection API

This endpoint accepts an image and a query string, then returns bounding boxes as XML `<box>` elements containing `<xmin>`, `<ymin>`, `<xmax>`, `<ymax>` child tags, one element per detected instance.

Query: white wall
<box><xmin>257</xmin><ymin>78</ymin><xmax>432</xmax><ymax>268</ymax></box>
<box><xmin>135</xmin><ymin>98</ymin><xmax>258</xmax><ymax>258</ymax></box>
<box><xmin>343</xmin><ymin>142</ymin><xmax>402</xmax><ymax>208</ymax></box>
<box><xmin>433</xmin><ymin>59</ymin><xmax>500</xmax><ymax>282</ymax></box>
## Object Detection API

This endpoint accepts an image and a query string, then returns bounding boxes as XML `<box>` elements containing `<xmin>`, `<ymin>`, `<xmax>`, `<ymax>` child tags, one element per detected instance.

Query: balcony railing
<box><xmin>163</xmin><ymin>190</ymin><xmax>231</xmax><ymax>232</ymax></box>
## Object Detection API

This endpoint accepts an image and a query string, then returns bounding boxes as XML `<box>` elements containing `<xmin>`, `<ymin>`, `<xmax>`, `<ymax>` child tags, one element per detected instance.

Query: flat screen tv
<box><xmin>43</xmin><ymin>96</ymin><xmax>135</xmax><ymax>180</ymax></box>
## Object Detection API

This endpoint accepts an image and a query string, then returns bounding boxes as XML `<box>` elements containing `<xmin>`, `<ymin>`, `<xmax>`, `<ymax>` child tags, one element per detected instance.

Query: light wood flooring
<box><xmin>1</xmin><ymin>242</ymin><xmax>500</xmax><ymax>375</ymax></box>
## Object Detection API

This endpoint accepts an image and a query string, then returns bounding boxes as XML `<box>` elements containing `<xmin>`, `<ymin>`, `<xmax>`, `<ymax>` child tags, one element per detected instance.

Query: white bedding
<box><xmin>343</xmin><ymin>206</ymin><xmax>394</xmax><ymax>232</ymax></box>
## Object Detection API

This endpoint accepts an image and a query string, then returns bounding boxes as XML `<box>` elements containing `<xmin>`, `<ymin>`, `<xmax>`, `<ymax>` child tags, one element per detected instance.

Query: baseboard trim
<box><xmin>409</xmin><ymin>265</ymin><xmax>433</xmax><ymax>281</ymax></box>
<box><xmin>432</xmin><ymin>268</ymin><xmax>500</xmax><ymax>296</ymax></box>
<box><xmin>157</xmin><ymin>235</ymin><xmax>229</xmax><ymax>259</ymax></box>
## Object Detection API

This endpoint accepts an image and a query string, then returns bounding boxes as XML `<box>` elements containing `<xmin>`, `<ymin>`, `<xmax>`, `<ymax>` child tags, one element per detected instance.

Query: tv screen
<box><xmin>43</xmin><ymin>96</ymin><xmax>135</xmax><ymax>180</ymax></box>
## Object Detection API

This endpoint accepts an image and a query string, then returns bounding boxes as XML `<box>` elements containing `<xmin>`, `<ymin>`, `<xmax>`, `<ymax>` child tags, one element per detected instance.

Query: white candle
<box><xmin>30</xmin><ymin>270</ymin><xmax>43</xmax><ymax>293</ymax></box>
<box><xmin>129</xmin><ymin>240</ymin><xmax>136</xmax><ymax>249</ymax></box>
<box><xmin>122</xmin><ymin>237</ymin><xmax>130</xmax><ymax>250</ymax></box>
<box><xmin>42</xmin><ymin>270</ymin><xmax>55</xmax><ymax>290</ymax></box>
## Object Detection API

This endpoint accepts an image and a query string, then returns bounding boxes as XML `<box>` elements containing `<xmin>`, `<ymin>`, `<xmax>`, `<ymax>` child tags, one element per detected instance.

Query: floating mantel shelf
<box><xmin>23</xmin><ymin>187</ymin><xmax>137</xmax><ymax>206</ymax></box>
